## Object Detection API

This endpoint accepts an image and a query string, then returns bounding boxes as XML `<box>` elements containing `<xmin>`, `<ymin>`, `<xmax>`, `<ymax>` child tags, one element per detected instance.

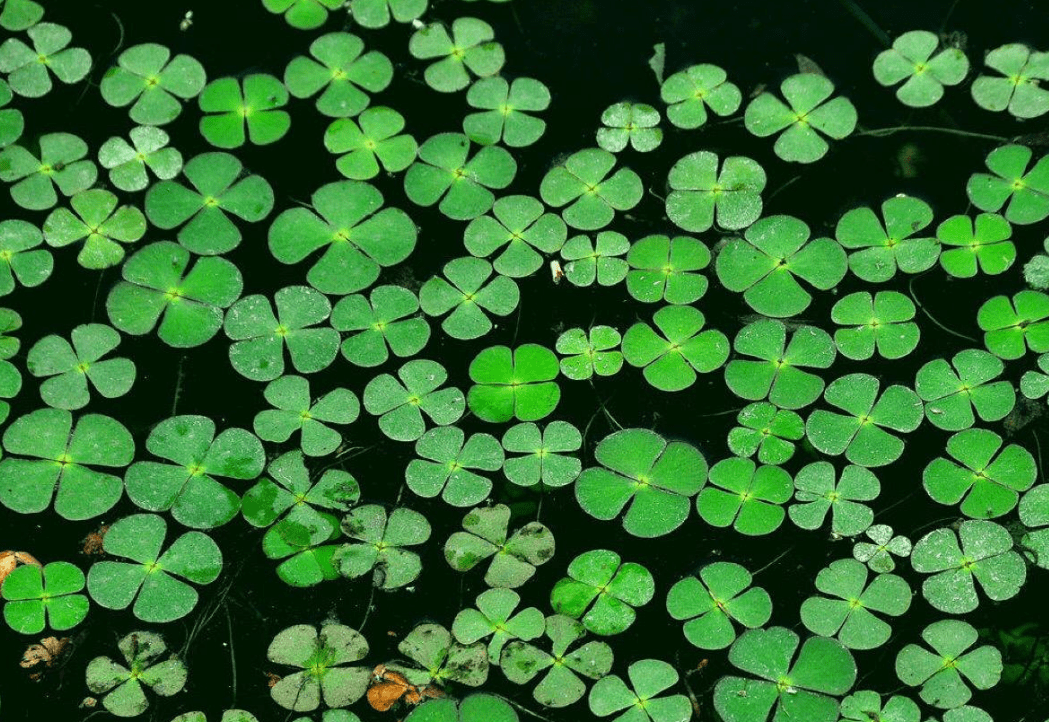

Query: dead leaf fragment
<box><xmin>81</xmin><ymin>524</ymin><xmax>110</xmax><ymax>555</ymax></box>
<box><xmin>21</xmin><ymin>636</ymin><xmax>70</xmax><ymax>680</ymax></box>
<box><xmin>367</xmin><ymin>664</ymin><xmax>445</xmax><ymax>712</ymax></box>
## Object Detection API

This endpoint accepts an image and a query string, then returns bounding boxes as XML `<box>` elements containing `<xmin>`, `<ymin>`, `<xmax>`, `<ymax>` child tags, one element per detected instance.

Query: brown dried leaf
<box><xmin>367</xmin><ymin>681</ymin><xmax>410</xmax><ymax>712</ymax></box>
<box><xmin>20</xmin><ymin>636</ymin><xmax>70</xmax><ymax>681</ymax></box>
<box><xmin>81</xmin><ymin>524</ymin><xmax>110</xmax><ymax>555</ymax></box>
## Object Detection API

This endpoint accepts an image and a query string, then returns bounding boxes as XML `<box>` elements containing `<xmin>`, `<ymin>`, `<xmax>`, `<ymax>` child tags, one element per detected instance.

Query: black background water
<box><xmin>2</xmin><ymin>0</ymin><xmax>1049</xmax><ymax>720</ymax></box>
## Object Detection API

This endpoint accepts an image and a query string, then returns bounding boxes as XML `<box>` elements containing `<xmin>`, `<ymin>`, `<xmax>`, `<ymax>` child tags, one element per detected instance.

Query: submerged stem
<box><xmin>854</xmin><ymin>125</ymin><xmax>1010</xmax><ymax>143</ymax></box>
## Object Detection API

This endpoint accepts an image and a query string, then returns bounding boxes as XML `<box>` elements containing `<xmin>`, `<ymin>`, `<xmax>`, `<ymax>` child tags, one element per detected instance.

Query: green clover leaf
<box><xmin>728</xmin><ymin>402</ymin><xmax>804</xmax><ymax>466</ymax></box>
<box><xmin>406</xmin><ymin>425</ymin><xmax>503</xmax><ymax>507</ymax></box>
<box><xmin>697</xmin><ymin>457</ymin><xmax>792</xmax><ymax>536</ymax></box>
<box><xmin>266</xmin><ymin>623</ymin><xmax>370</xmax><ymax>711</ymax></box>
<box><xmin>335</xmin><ymin>505</ymin><xmax>431</xmax><ymax>590</ymax></box>
<box><xmin>714</xmin><ymin>627</ymin><xmax>857</xmax><ymax>722</ymax></box>
<box><xmin>555</xmin><ymin>326</ymin><xmax>623</xmax><ymax>380</ymax></box>
<box><xmin>420</xmin><ymin>256</ymin><xmax>519</xmax><ymax>340</ymax></box>
<box><xmin>124</xmin><ymin>414</ymin><xmax>264</xmax><ymax>529</ymax></box>
<box><xmin>744</xmin><ymin>73</ymin><xmax>857</xmax><ymax>163</ymax></box>
<box><xmin>44</xmin><ymin>189</ymin><xmax>145</xmax><ymax>268</ymax></box>
<box><xmin>500</xmin><ymin>614</ymin><xmax>612</xmax><ymax>708</ymax></box>
<box><xmin>806</xmin><ymin>373</ymin><xmax>922</xmax><ymax>467</ymax></box>
<box><xmin>98</xmin><ymin>125</ymin><xmax>183</xmax><ymax>192</ymax></box>
<box><xmin>146</xmin><ymin>152</ymin><xmax>273</xmax><ymax>256</ymax></box>
<box><xmin>895</xmin><ymin>620</ymin><xmax>1002</xmax><ymax>709</ymax></box>
<box><xmin>666</xmin><ymin>151</ymin><xmax>765</xmax><ymax>233</ymax></box>
<box><xmin>625</xmin><ymin>234</ymin><xmax>710</xmax><ymax>304</ymax></box>
<box><xmin>284</xmin><ymin>32</ymin><xmax>392</xmax><ymax>117</ymax></box>
<box><xmin>0</xmin><ymin>22</ymin><xmax>90</xmax><ymax>98</ymax></box>
<box><xmin>87</xmin><ymin>514</ymin><xmax>222</xmax><ymax>622</ymax></box>
<box><xmin>622</xmin><ymin>305</ymin><xmax>729</xmax><ymax>392</ymax></box>
<box><xmin>363</xmin><ymin>359</ymin><xmax>464</xmax><ymax>442</ymax></box>
<box><xmin>444</xmin><ymin>503</ymin><xmax>555</xmax><ymax>588</ymax></box>
<box><xmin>723</xmin><ymin>319</ymin><xmax>836</xmax><ymax>409</ymax></box>
<box><xmin>86</xmin><ymin>632</ymin><xmax>188</xmax><ymax>718</ymax></box>
<box><xmin>397</xmin><ymin>621</ymin><xmax>488</xmax><ymax>687</ymax></box>
<box><xmin>666</xmin><ymin>562</ymin><xmax>772</xmax><ymax>650</ymax></box>
<box><xmin>269</xmin><ymin>179</ymin><xmax>417</xmax><ymax>295</ymax></box>
<box><xmin>831</xmin><ymin>291</ymin><xmax>919</xmax><ymax>361</ymax></box>
<box><xmin>873</xmin><ymin>30</ymin><xmax>969</xmax><ymax>107</ymax></box>
<box><xmin>467</xmin><ymin>344</ymin><xmax>560</xmax><ymax>423</ymax></box>
<box><xmin>788</xmin><ymin>462</ymin><xmax>879</xmax><ymax>537</ymax></box>
<box><xmin>464</xmin><ymin>194</ymin><xmax>566</xmax><ymax>278</ymax></box>
<box><xmin>332</xmin><ymin>284</ymin><xmax>430</xmax><ymax>368</ymax></box>
<box><xmin>937</xmin><ymin>212</ymin><xmax>1014</xmax><ymax>277</ymax></box>
<box><xmin>971</xmin><ymin>43</ymin><xmax>1049</xmax><ymax>118</ymax></box>
<box><xmin>501</xmin><ymin>421</ymin><xmax>582</xmax><ymax>488</ymax></box>
<box><xmin>915</xmin><ymin>348</ymin><xmax>1014</xmax><ymax>430</ymax></box>
<box><xmin>588</xmin><ymin>659</ymin><xmax>691</xmax><ymax>722</ymax></box>
<box><xmin>575</xmin><ymin>428</ymin><xmax>706</xmax><ymax>538</ymax></box>
<box><xmin>559</xmin><ymin>231</ymin><xmax>630</xmax><ymax>286</ymax></box>
<box><xmin>596</xmin><ymin>102</ymin><xmax>662</xmax><ymax>153</ymax></box>
<box><xmin>911</xmin><ymin>520</ymin><xmax>1026</xmax><ymax>614</ymax></box>
<box><xmin>106</xmin><ymin>241</ymin><xmax>243</xmax><ymax>348</ymax></box>
<box><xmin>539</xmin><ymin>148</ymin><xmax>642</xmax><ymax>231</ymax></box>
<box><xmin>0</xmin><ymin>219</ymin><xmax>52</xmax><ymax>295</ymax></box>
<box><xmin>966</xmin><ymin>144</ymin><xmax>1049</xmax><ymax>225</ymax></box>
<box><xmin>199</xmin><ymin>74</ymin><xmax>290</xmax><ymax>148</ymax></box>
<box><xmin>453</xmin><ymin>588</ymin><xmax>544</xmax><ymax>663</ymax></box>
<box><xmin>242</xmin><ymin>449</ymin><xmax>359</xmax><ymax>530</ymax></box>
<box><xmin>976</xmin><ymin>290</ymin><xmax>1049</xmax><ymax>360</ymax></box>
<box><xmin>550</xmin><ymin>549</ymin><xmax>653</xmax><ymax>636</ymax></box>
<box><xmin>0</xmin><ymin>408</ymin><xmax>132</xmax><ymax>520</ymax></box>
<box><xmin>660</xmin><ymin>63</ymin><xmax>741</xmax><ymax>129</ymax></box>
<box><xmin>2</xmin><ymin>561</ymin><xmax>87</xmax><ymax>634</ymax></box>
<box><xmin>100</xmin><ymin>43</ymin><xmax>206</xmax><ymax>125</ymax></box>
<box><xmin>800</xmin><ymin>559</ymin><xmax>911</xmax><ymax>650</ymax></box>
<box><xmin>26</xmin><ymin>323</ymin><xmax>135</xmax><ymax>410</ymax></box>
<box><xmin>224</xmin><ymin>286</ymin><xmax>340</xmax><ymax>382</ymax></box>
<box><xmin>835</xmin><ymin>195</ymin><xmax>938</xmax><ymax>282</ymax></box>
<box><xmin>0</xmin><ymin>132</ymin><xmax>97</xmax><ymax>210</ymax></box>
<box><xmin>923</xmin><ymin>427</ymin><xmax>1034</xmax><ymax>519</ymax></box>
<box><xmin>464</xmin><ymin>76</ymin><xmax>549</xmax><ymax>147</ymax></box>
<box><xmin>716</xmin><ymin>214</ymin><xmax>846</xmax><ymax>318</ymax></box>
<box><xmin>853</xmin><ymin>524</ymin><xmax>911</xmax><ymax>573</ymax></box>
<box><xmin>325</xmin><ymin>107</ymin><xmax>418</xmax><ymax>180</ymax></box>
<box><xmin>404</xmin><ymin>132</ymin><xmax>516</xmax><ymax>220</ymax></box>
<box><xmin>253</xmin><ymin>375</ymin><xmax>359</xmax><ymax>457</ymax></box>
<box><xmin>409</xmin><ymin>18</ymin><xmax>505</xmax><ymax>93</ymax></box>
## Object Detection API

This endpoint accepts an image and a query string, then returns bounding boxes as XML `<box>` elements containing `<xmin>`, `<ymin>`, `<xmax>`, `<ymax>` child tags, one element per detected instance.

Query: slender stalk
<box><xmin>854</xmin><ymin>125</ymin><xmax>1010</xmax><ymax>143</ymax></box>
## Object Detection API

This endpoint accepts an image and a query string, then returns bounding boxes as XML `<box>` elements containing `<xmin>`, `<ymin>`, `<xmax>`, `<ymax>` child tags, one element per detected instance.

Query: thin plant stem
<box><xmin>225</xmin><ymin>605</ymin><xmax>237</xmax><ymax>707</ymax></box>
<box><xmin>854</xmin><ymin>125</ymin><xmax>1010</xmax><ymax>143</ymax></box>
<box><xmin>835</xmin><ymin>0</ymin><xmax>892</xmax><ymax>46</ymax></box>
<box><xmin>908</xmin><ymin>274</ymin><xmax>978</xmax><ymax>343</ymax></box>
